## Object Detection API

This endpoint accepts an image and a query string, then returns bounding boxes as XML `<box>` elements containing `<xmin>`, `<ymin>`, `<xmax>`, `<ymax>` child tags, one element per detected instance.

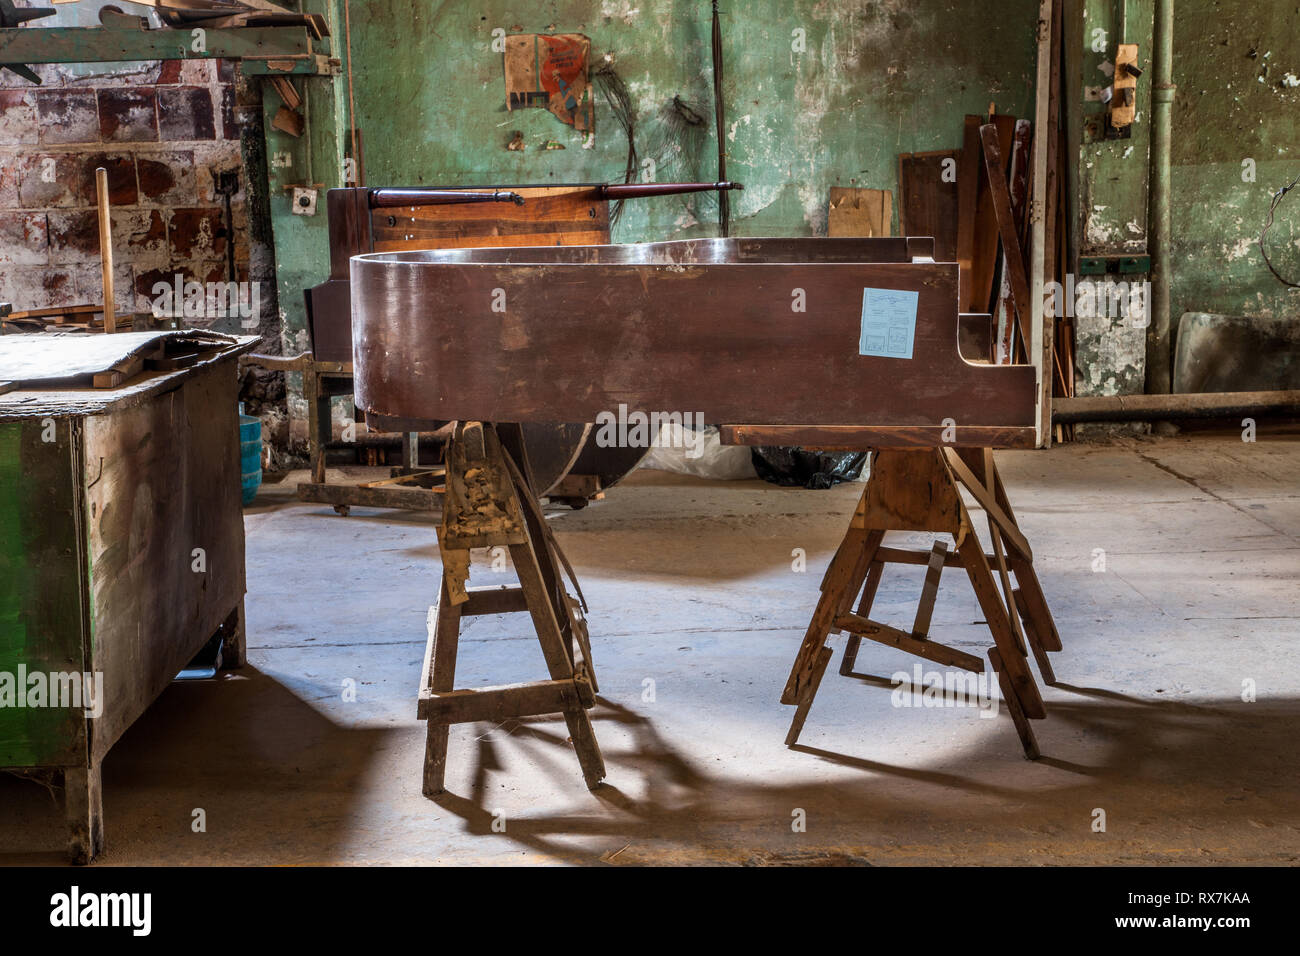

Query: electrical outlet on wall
<box><xmin>291</xmin><ymin>187</ymin><xmax>318</xmax><ymax>216</ymax></box>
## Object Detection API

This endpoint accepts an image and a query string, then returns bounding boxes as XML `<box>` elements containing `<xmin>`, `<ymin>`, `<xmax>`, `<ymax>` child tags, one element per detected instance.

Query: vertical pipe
<box><xmin>1146</xmin><ymin>0</ymin><xmax>1175</xmax><ymax>393</ymax></box>
<box><xmin>95</xmin><ymin>167</ymin><xmax>116</xmax><ymax>334</ymax></box>
<box><xmin>712</xmin><ymin>0</ymin><xmax>729</xmax><ymax>237</ymax></box>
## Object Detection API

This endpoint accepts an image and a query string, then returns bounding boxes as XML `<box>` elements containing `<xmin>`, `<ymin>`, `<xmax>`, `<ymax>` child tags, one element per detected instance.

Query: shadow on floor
<box><xmin>429</xmin><ymin>687</ymin><xmax>1300</xmax><ymax>865</ymax></box>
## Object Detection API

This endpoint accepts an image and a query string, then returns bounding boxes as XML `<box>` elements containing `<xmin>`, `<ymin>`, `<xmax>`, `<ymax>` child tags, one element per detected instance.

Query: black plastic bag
<box><xmin>750</xmin><ymin>447</ymin><xmax>868</xmax><ymax>489</ymax></box>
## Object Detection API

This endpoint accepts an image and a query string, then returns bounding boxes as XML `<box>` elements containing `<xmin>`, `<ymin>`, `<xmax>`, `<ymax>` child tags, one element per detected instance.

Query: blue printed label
<box><xmin>858</xmin><ymin>287</ymin><xmax>919</xmax><ymax>359</ymax></box>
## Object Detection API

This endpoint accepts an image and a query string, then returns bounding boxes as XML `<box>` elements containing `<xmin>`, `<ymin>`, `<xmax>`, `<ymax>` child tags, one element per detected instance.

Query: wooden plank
<box><xmin>956</xmin><ymin>115</ymin><xmax>982</xmax><ymax>310</ymax></box>
<box><xmin>980</xmin><ymin>123</ymin><xmax>1035</xmax><ymax>366</ymax></box>
<box><xmin>1013</xmin><ymin>588</ymin><xmax>1057</xmax><ymax>684</ymax></box>
<box><xmin>858</xmin><ymin>450</ymin><xmax>966</xmax><ymax>537</ymax></box>
<box><xmin>7</xmin><ymin>304</ymin><xmax>99</xmax><ymax>319</ymax></box>
<box><xmin>941</xmin><ymin>448</ymin><xmax>1032</xmax><ymax>562</ymax></box>
<box><xmin>296</xmin><ymin>481</ymin><xmax>441</xmax><ymax>511</ymax></box>
<box><xmin>835</xmin><ymin>612</ymin><xmax>984</xmax><ymax>672</ymax></box>
<box><xmin>84</xmin><ymin>356</ymin><xmax>247</xmax><ymax>765</ymax></box>
<box><xmin>462</xmin><ymin>585</ymin><xmax>528</xmax><ymax>617</ymax></box>
<box><xmin>781</xmin><ymin>527</ymin><xmax>883</xmax><ymax>704</ymax></box>
<box><xmin>1033</xmin><ymin>0</ymin><xmax>1059</xmax><ymax>447</ymax></box>
<box><xmin>719</xmin><ymin>424</ymin><xmax>1036</xmax><ymax>450</ymax></box>
<box><xmin>840</xmin><ymin>560</ymin><xmax>884</xmax><ymax>675</ymax></box>
<box><xmin>419</xmin><ymin>678</ymin><xmax>593</xmax><ymax>724</ymax></box>
<box><xmin>827</xmin><ymin>187</ymin><xmax>892</xmax><ymax>238</ymax></box>
<box><xmin>898</xmin><ymin>150</ymin><xmax>959</xmax><ymax>263</ymax></box>
<box><xmin>784</xmin><ymin>645</ymin><xmax>832</xmax><ymax>746</ymax></box>
<box><xmin>421</xmin><ymin>580</ymin><xmax>461</xmax><ymax>795</ymax></box>
<box><xmin>957</xmin><ymin>542</ymin><xmax>1044</xmax><ymax>720</ymax></box>
<box><xmin>910</xmin><ymin>540</ymin><xmax>949</xmax><ymax>637</ymax></box>
<box><xmin>970</xmin><ymin>114</ymin><xmax>1016</xmax><ymax>314</ymax></box>
<box><xmin>370</xmin><ymin>186</ymin><xmax>610</xmax><ymax>252</ymax></box>
<box><xmin>990</xmin><ymin>648</ymin><xmax>1039</xmax><ymax>758</ymax></box>
<box><xmin>994</xmin><ymin>120</ymin><xmax>1033</xmax><ymax>362</ymax></box>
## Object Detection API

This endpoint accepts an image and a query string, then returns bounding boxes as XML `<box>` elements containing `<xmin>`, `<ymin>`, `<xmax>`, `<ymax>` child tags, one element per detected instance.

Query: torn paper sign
<box><xmin>504</xmin><ymin>33</ymin><xmax>594</xmax><ymax>131</ymax></box>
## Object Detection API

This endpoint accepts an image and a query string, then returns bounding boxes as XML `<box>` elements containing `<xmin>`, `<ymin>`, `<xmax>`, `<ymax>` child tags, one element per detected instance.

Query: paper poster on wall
<box><xmin>858</xmin><ymin>287</ymin><xmax>919</xmax><ymax>359</ymax></box>
<box><xmin>503</xmin><ymin>33</ymin><xmax>594</xmax><ymax>132</ymax></box>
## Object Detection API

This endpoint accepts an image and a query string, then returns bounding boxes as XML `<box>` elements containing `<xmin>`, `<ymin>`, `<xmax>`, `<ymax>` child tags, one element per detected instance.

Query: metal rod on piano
<box><xmin>596</xmin><ymin>181</ymin><xmax>744</xmax><ymax>200</ymax></box>
<box><xmin>368</xmin><ymin>189</ymin><xmax>526</xmax><ymax>208</ymax></box>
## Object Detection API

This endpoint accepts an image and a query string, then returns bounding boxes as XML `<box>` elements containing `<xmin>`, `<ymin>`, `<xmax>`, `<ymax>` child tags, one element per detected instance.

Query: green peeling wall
<box><xmin>1170</xmin><ymin>1</ymin><xmax>1300</xmax><ymax>324</ymax></box>
<box><xmin>1069</xmin><ymin>0</ymin><xmax>1300</xmax><ymax>397</ymax></box>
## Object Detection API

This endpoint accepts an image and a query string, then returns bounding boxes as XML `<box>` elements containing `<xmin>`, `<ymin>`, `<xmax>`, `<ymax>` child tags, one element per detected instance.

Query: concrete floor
<box><xmin>3</xmin><ymin>431</ymin><xmax>1299</xmax><ymax>865</ymax></box>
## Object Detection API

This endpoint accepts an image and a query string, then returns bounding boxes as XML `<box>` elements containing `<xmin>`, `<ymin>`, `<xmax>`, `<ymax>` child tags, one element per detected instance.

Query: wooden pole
<box><xmin>95</xmin><ymin>167</ymin><xmax>116</xmax><ymax>333</ymax></box>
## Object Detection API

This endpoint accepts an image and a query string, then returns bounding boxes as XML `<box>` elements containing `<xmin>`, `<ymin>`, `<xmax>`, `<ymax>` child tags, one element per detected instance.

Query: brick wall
<box><xmin>0</xmin><ymin>58</ymin><xmax>258</xmax><ymax>328</ymax></box>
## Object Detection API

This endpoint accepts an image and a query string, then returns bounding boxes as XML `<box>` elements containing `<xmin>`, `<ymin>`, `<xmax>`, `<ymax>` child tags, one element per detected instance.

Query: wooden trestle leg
<box><xmin>780</xmin><ymin>447</ymin><xmax>1062</xmax><ymax>757</ymax></box>
<box><xmin>420</xmin><ymin>421</ymin><xmax>605</xmax><ymax>796</ymax></box>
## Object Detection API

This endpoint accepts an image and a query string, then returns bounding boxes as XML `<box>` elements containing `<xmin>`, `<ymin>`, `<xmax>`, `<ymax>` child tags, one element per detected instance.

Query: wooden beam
<box><xmin>1032</xmin><ymin>0</ymin><xmax>1057</xmax><ymax>447</ymax></box>
<box><xmin>462</xmin><ymin>585</ymin><xmax>528</xmax><ymax>617</ymax></box>
<box><xmin>979</xmin><ymin>124</ymin><xmax>1033</xmax><ymax>356</ymax></box>
<box><xmin>719</xmin><ymin>424</ymin><xmax>1037</xmax><ymax>450</ymax></box>
<box><xmin>0</xmin><ymin>25</ymin><xmax>313</xmax><ymax>64</ymax></box>
<box><xmin>834</xmin><ymin>612</ymin><xmax>984</xmax><ymax>673</ymax></box>
<box><xmin>419</xmin><ymin>678</ymin><xmax>593</xmax><ymax>724</ymax></box>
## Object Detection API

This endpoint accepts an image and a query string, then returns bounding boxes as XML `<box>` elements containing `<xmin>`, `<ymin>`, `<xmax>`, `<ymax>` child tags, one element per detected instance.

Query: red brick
<box><xmin>70</xmin><ymin>152</ymin><xmax>139</xmax><ymax>206</ymax></box>
<box><xmin>135</xmin><ymin>261</ymin><xmax>227</xmax><ymax>314</ymax></box>
<box><xmin>137</xmin><ymin>150</ymin><xmax>197</xmax><ymax>205</ymax></box>
<box><xmin>47</xmin><ymin>208</ymin><xmax>167</xmax><ymax>264</ymax></box>
<box><xmin>98</xmin><ymin>88</ymin><xmax>157</xmax><ymax>142</ymax></box>
<box><xmin>0</xmin><ymin>153</ymin><xmax>20</xmax><ymax>207</ymax></box>
<box><xmin>44</xmin><ymin>209</ymin><xmax>99</xmax><ymax>263</ymax></box>
<box><xmin>157</xmin><ymin>60</ymin><xmax>184</xmax><ymax>85</ymax></box>
<box><xmin>158</xmin><ymin>87</ymin><xmax>216</xmax><ymax>140</ymax></box>
<box><xmin>15</xmin><ymin>153</ymin><xmax>78</xmax><ymax>208</ymax></box>
<box><xmin>36</xmin><ymin>90</ymin><xmax>100</xmax><ymax>145</ymax></box>
<box><xmin>0</xmin><ymin>212</ymin><xmax>48</xmax><ymax>265</ymax></box>
<box><xmin>0</xmin><ymin>90</ymin><xmax>39</xmax><ymax>145</ymax></box>
<box><xmin>69</xmin><ymin>261</ymin><xmax>136</xmax><ymax>313</ymax></box>
<box><xmin>168</xmin><ymin>206</ymin><xmax>228</xmax><ymax>259</ymax></box>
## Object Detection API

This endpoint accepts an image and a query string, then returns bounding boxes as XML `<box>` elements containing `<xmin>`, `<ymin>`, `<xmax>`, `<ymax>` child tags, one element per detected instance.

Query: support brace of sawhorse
<box><xmin>420</xmin><ymin>421</ymin><xmax>605</xmax><ymax>795</ymax></box>
<box><xmin>780</xmin><ymin>446</ymin><xmax>1062</xmax><ymax>757</ymax></box>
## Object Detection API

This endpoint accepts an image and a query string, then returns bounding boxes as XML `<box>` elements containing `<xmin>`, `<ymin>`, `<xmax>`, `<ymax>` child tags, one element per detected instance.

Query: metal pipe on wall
<box><xmin>1054</xmin><ymin>389</ymin><xmax>1300</xmax><ymax>422</ymax></box>
<box><xmin>1146</xmin><ymin>0</ymin><xmax>1175</xmax><ymax>394</ymax></box>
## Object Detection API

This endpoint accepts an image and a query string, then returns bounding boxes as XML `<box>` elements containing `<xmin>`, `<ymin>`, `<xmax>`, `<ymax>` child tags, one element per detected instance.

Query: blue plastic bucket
<box><xmin>239</xmin><ymin>413</ymin><xmax>262</xmax><ymax>505</ymax></box>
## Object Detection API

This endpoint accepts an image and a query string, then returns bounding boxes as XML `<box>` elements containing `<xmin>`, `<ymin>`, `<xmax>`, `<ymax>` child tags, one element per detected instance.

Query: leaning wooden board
<box><xmin>0</xmin><ymin>335</ymin><xmax>255</xmax><ymax>863</ymax></box>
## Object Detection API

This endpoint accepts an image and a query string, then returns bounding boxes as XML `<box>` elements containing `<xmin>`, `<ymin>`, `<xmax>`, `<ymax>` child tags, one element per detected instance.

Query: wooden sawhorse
<box><xmin>781</xmin><ymin>446</ymin><xmax>1062</xmax><ymax>757</ymax></box>
<box><xmin>419</xmin><ymin>421</ymin><xmax>605</xmax><ymax>795</ymax></box>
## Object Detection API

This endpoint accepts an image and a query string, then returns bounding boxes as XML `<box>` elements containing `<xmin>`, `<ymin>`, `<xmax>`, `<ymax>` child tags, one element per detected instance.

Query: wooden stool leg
<box><xmin>959</xmin><ymin>541</ymin><xmax>1045</xmax><ymax>720</ymax></box>
<box><xmin>422</xmin><ymin>579</ymin><xmax>463</xmax><ymax>797</ymax></box>
<box><xmin>782</xmin><ymin>527</ymin><xmax>881</xmax><ymax>704</ymax></box>
<box><xmin>1009</xmin><ymin>556</ymin><xmax>1063</xmax><ymax>652</ymax></box>
<box><xmin>1013</xmin><ymin>590</ymin><xmax>1057</xmax><ymax>684</ymax></box>
<box><xmin>786</xmin><ymin>646</ymin><xmax>833</xmax><ymax>745</ymax></box>
<box><xmin>65</xmin><ymin>761</ymin><xmax>104</xmax><ymax>865</ymax></box>
<box><xmin>512</xmin><ymin>539</ymin><xmax>605</xmax><ymax>789</ymax></box>
<box><xmin>840</xmin><ymin>560</ymin><xmax>884</xmax><ymax>676</ymax></box>
<box><xmin>990</xmin><ymin>649</ymin><xmax>1039</xmax><ymax>759</ymax></box>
